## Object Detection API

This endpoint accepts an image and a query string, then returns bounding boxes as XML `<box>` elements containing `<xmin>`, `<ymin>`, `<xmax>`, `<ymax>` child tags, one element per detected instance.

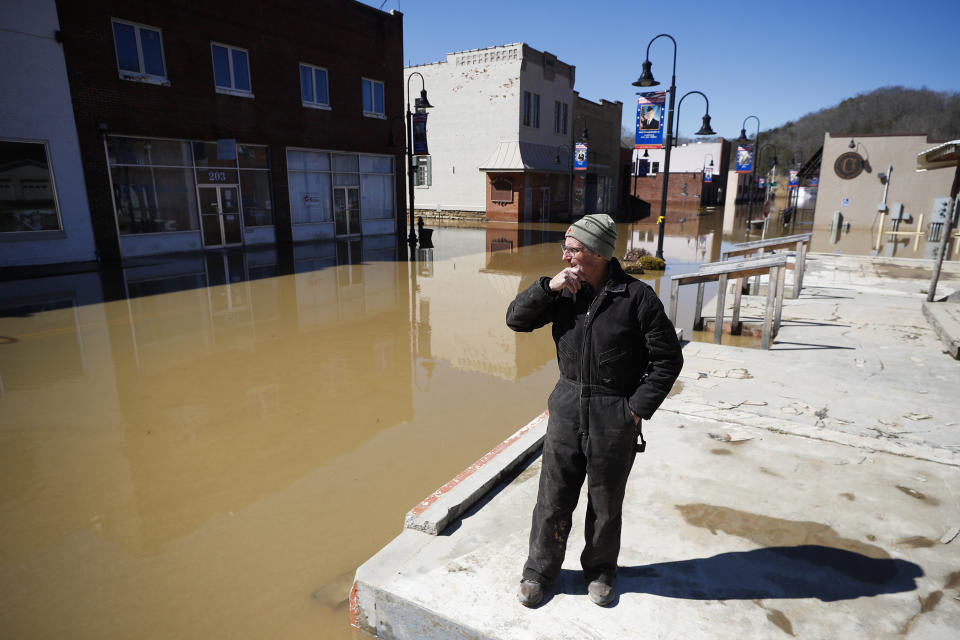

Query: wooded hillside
<box><xmin>740</xmin><ymin>86</ymin><xmax>960</xmax><ymax>173</ymax></box>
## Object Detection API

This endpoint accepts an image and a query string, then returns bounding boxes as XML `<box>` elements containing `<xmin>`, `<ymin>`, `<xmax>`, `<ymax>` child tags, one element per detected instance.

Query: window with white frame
<box><xmin>211</xmin><ymin>43</ymin><xmax>252</xmax><ymax>96</ymax></box>
<box><xmin>414</xmin><ymin>156</ymin><xmax>431</xmax><ymax>187</ymax></box>
<box><xmin>522</xmin><ymin>91</ymin><xmax>531</xmax><ymax>127</ymax></box>
<box><xmin>532</xmin><ymin>94</ymin><xmax>540</xmax><ymax>128</ymax></box>
<box><xmin>300</xmin><ymin>63</ymin><xmax>330</xmax><ymax>109</ymax></box>
<box><xmin>112</xmin><ymin>19</ymin><xmax>167</xmax><ymax>84</ymax></box>
<box><xmin>361</xmin><ymin>78</ymin><xmax>385</xmax><ymax>117</ymax></box>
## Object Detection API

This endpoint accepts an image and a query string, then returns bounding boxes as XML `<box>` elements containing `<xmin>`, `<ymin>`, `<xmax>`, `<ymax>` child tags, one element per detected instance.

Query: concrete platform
<box><xmin>351</xmin><ymin>254</ymin><xmax>960</xmax><ymax>640</ymax></box>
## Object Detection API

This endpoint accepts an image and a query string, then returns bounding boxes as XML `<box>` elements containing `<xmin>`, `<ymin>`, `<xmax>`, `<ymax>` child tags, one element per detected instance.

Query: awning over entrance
<box><xmin>916</xmin><ymin>139</ymin><xmax>960</xmax><ymax>171</ymax></box>
<box><xmin>479</xmin><ymin>141</ymin><xmax>571</xmax><ymax>173</ymax></box>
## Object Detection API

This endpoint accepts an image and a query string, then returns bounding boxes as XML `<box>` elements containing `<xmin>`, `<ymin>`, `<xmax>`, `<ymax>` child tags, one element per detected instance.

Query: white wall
<box><xmin>633</xmin><ymin>141</ymin><xmax>723</xmax><ymax>173</ymax></box>
<box><xmin>404</xmin><ymin>43</ymin><xmax>575</xmax><ymax>213</ymax></box>
<box><xmin>405</xmin><ymin>45</ymin><xmax>522</xmax><ymax>212</ymax></box>
<box><xmin>0</xmin><ymin>0</ymin><xmax>97</xmax><ymax>266</ymax></box>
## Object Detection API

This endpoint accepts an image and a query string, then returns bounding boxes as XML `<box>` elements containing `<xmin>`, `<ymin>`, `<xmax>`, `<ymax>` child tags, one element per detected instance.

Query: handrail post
<box><xmin>731</xmin><ymin>277</ymin><xmax>743</xmax><ymax>334</ymax></box>
<box><xmin>714</xmin><ymin>274</ymin><xmax>727</xmax><ymax>344</ymax></box>
<box><xmin>693</xmin><ymin>282</ymin><xmax>705</xmax><ymax>330</ymax></box>
<box><xmin>761</xmin><ymin>265</ymin><xmax>778</xmax><ymax>349</ymax></box>
<box><xmin>774</xmin><ymin>263</ymin><xmax>786</xmax><ymax>334</ymax></box>
<box><xmin>669</xmin><ymin>278</ymin><xmax>679</xmax><ymax>324</ymax></box>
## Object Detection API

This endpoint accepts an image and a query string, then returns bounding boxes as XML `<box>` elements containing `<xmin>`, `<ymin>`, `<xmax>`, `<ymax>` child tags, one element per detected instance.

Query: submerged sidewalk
<box><xmin>351</xmin><ymin>253</ymin><xmax>960</xmax><ymax>640</ymax></box>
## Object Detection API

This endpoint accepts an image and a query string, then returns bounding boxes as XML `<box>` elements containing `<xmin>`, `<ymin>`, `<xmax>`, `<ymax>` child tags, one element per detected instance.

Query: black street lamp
<box><xmin>673</xmin><ymin>90</ymin><xmax>716</xmax><ymax>146</ymax></box>
<box><xmin>633</xmin><ymin>33</ymin><xmax>676</xmax><ymax>260</ymax></box>
<box><xmin>738</xmin><ymin>115</ymin><xmax>760</xmax><ymax>217</ymax></box>
<box><xmin>405</xmin><ymin>72</ymin><xmax>433</xmax><ymax>253</ymax></box>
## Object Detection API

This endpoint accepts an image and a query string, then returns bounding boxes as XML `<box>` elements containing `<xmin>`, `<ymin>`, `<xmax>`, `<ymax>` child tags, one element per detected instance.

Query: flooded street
<box><xmin>1</xmin><ymin>209</ymin><xmax>939</xmax><ymax>639</ymax></box>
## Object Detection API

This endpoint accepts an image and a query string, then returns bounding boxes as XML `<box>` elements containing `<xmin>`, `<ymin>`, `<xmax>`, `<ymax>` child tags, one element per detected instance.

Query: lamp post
<box><xmin>672</xmin><ymin>90</ymin><xmax>715</xmax><ymax>213</ymax></box>
<box><xmin>672</xmin><ymin>91</ymin><xmax>715</xmax><ymax>147</ymax></box>
<box><xmin>703</xmin><ymin>153</ymin><xmax>715</xmax><ymax>206</ymax></box>
<box><xmin>738</xmin><ymin>115</ymin><xmax>760</xmax><ymax>219</ymax></box>
<box><xmin>757</xmin><ymin>143</ymin><xmax>778</xmax><ymax>206</ymax></box>
<box><xmin>405</xmin><ymin>71</ymin><xmax>433</xmax><ymax>254</ymax></box>
<box><xmin>632</xmin><ymin>33</ymin><xmax>677</xmax><ymax>260</ymax></box>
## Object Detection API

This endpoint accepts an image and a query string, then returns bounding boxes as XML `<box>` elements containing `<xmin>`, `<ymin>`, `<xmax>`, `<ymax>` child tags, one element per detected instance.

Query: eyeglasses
<box><xmin>561</xmin><ymin>244</ymin><xmax>589</xmax><ymax>255</ymax></box>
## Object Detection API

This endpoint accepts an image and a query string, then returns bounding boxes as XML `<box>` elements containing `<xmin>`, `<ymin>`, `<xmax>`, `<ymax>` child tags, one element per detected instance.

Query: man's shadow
<box><xmin>556</xmin><ymin>545</ymin><xmax>922</xmax><ymax>604</ymax></box>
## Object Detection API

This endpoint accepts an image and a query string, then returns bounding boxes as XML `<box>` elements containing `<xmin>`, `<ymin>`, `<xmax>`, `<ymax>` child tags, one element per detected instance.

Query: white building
<box><xmin>404</xmin><ymin>43</ymin><xmax>576</xmax><ymax>222</ymax></box>
<box><xmin>1</xmin><ymin>0</ymin><xmax>97</xmax><ymax>267</ymax></box>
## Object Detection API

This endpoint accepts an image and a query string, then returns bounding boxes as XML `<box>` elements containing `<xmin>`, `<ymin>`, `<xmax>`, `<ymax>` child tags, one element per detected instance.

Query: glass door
<box><xmin>334</xmin><ymin>186</ymin><xmax>360</xmax><ymax>237</ymax></box>
<box><xmin>219</xmin><ymin>186</ymin><xmax>242</xmax><ymax>245</ymax></box>
<box><xmin>198</xmin><ymin>186</ymin><xmax>243</xmax><ymax>247</ymax></box>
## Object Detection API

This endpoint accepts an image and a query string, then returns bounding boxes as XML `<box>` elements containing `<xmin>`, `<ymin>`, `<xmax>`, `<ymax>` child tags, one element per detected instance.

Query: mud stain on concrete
<box><xmin>760</xmin><ymin>467</ymin><xmax>782</xmax><ymax>478</ymax></box>
<box><xmin>901</xmin><ymin>591</ymin><xmax>943</xmax><ymax>635</ymax></box>
<box><xmin>753</xmin><ymin>601</ymin><xmax>795</xmax><ymax>636</ymax></box>
<box><xmin>946</xmin><ymin>571</ymin><xmax>960</xmax><ymax>590</ymax></box>
<box><xmin>710</xmin><ymin>448</ymin><xmax>733</xmax><ymax>456</ymax></box>
<box><xmin>839</xmin><ymin>492</ymin><xmax>855</xmax><ymax>501</ymax></box>
<box><xmin>667</xmin><ymin>380</ymin><xmax>684</xmax><ymax>398</ymax></box>
<box><xmin>896</xmin><ymin>536</ymin><xmax>936</xmax><ymax>548</ymax></box>
<box><xmin>675</xmin><ymin>503</ymin><xmax>890</xmax><ymax>558</ymax></box>
<box><xmin>895</xmin><ymin>485</ymin><xmax>940</xmax><ymax>505</ymax></box>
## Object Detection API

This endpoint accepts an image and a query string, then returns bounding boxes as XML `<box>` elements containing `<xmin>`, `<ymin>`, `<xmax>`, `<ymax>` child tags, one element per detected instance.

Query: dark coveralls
<box><xmin>506</xmin><ymin>258</ymin><xmax>683</xmax><ymax>587</ymax></box>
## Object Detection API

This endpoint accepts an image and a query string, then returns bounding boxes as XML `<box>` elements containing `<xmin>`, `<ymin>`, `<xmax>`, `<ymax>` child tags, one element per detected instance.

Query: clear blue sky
<box><xmin>360</xmin><ymin>0</ymin><xmax>959</xmax><ymax>140</ymax></box>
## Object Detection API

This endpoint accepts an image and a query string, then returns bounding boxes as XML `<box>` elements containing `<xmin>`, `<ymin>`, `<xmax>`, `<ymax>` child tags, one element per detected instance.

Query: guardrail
<box><xmin>720</xmin><ymin>232</ymin><xmax>812</xmax><ymax>299</ymax></box>
<box><xmin>669</xmin><ymin>255</ymin><xmax>788</xmax><ymax>349</ymax></box>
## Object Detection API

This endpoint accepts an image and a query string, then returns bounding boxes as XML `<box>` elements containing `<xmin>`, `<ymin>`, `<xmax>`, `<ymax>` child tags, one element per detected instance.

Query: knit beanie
<box><xmin>565</xmin><ymin>214</ymin><xmax>617</xmax><ymax>260</ymax></box>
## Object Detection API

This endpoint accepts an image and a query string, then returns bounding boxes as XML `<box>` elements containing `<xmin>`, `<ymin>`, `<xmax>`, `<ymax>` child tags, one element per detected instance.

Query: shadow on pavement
<box><xmin>593</xmin><ymin>545</ymin><xmax>922</xmax><ymax>601</ymax></box>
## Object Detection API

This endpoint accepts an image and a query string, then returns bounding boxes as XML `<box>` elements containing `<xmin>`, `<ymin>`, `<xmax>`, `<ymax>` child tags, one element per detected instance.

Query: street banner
<box><xmin>634</xmin><ymin>92</ymin><xmax>666</xmax><ymax>149</ymax></box>
<box><xmin>704</xmin><ymin>167</ymin><xmax>713</xmax><ymax>183</ymax></box>
<box><xmin>789</xmin><ymin>169</ymin><xmax>799</xmax><ymax>188</ymax></box>
<box><xmin>412</xmin><ymin>113</ymin><xmax>429</xmax><ymax>155</ymax></box>
<box><xmin>736</xmin><ymin>144</ymin><xmax>754</xmax><ymax>173</ymax></box>
<box><xmin>809</xmin><ymin>177</ymin><xmax>819</xmax><ymax>186</ymax></box>
<box><xmin>574</xmin><ymin>142</ymin><xmax>588</xmax><ymax>171</ymax></box>
<box><xmin>759</xmin><ymin>177</ymin><xmax>766</xmax><ymax>188</ymax></box>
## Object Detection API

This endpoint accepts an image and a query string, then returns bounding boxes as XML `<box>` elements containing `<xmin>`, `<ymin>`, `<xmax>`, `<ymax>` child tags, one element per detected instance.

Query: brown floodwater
<box><xmin>1</xmin><ymin>207</ymin><xmax>912</xmax><ymax>639</ymax></box>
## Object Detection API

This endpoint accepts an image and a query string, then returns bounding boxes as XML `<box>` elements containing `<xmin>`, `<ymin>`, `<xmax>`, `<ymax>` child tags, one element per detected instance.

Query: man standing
<box><xmin>506</xmin><ymin>214</ymin><xmax>683</xmax><ymax>607</ymax></box>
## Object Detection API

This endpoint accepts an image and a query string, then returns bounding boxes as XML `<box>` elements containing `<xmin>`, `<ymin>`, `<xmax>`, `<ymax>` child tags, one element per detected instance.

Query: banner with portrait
<box><xmin>574</xmin><ymin>142</ymin><xmax>588</xmax><ymax>171</ymax></box>
<box><xmin>703</xmin><ymin>167</ymin><xmax>713</xmax><ymax>183</ymax></box>
<box><xmin>634</xmin><ymin>92</ymin><xmax>666</xmax><ymax>149</ymax></box>
<box><xmin>789</xmin><ymin>170</ymin><xmax>799</xmax><ymax>188</ymax></box>
<box><xmin>736</xmin><ymin>144</ymin><xmax>754</xmax><ymax>173</ymax></box>
<box><xmin>412</xmin><ymin>113</ymin><xmax>429</xmax><ymax>155</ymax></box>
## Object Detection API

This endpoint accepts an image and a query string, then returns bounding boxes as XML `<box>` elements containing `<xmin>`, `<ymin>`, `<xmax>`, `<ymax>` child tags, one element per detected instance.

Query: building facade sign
<box><xmin>833</xmin><ymin>152</ymin><xmax>864</xmax><ymax>180</ymax></box>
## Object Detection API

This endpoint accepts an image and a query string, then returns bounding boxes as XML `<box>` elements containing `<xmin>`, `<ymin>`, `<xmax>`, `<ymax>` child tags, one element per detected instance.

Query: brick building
<box><xmin>53</xmin><ymin>0</ymin><xmax>405</xmax><ymax>262</ymax></box>
<box><xmin>571</xmin><ymin>93</ymin><xmax>622</xmax><ymax>217</ymax></box>
<box><xmin>629</xmin><ymin>139</ymin><xmax>731</xmax><ymax>221</ymax></box>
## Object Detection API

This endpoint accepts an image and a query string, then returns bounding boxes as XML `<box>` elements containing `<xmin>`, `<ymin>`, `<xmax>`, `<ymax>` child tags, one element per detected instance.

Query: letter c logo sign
<box><xmin>834</xmin><ymin>152</ymin><xmax>864</xmax><ymax>180</ymax></box>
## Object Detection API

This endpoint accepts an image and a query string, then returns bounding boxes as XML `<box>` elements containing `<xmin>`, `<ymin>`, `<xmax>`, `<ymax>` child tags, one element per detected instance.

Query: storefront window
<box><xmin>0</xmin><ymin>140</ymin><xmax>62</xmax><ymax>233</ymax></box>
<box><xmin>111</xmin><ymin>166</ymin><xmax>198</xmax><ymax>234</ymax></box>
<box><xmin>240</xmin><ymin>171</ymin><xmax>273</xmax><ymax>226</ymax></box>
<box><xmin>287</xmin><ymin>149</ymin><xmax>394</xmax><ymax>228</ymax></box>
<box><xmin>360</xmin><ymin>174</ymin><xmax>393</xmax><ymax>219</ymax></box>
<box><xmin>107</xmin><ymin>136</ymin><xmax>273</xmax><ymax>234</ymax></box>
<box><xmin>288</xmin><ymin>170</ymin><xmax>331</xmax><ymax>223</ymax></box>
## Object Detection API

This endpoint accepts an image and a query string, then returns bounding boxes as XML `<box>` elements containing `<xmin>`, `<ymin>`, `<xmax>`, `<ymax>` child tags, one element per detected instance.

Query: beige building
<box><xmin>813</xmin><ymin>133</ymin><xmax>956</xmax><ymax>258</ymax></box>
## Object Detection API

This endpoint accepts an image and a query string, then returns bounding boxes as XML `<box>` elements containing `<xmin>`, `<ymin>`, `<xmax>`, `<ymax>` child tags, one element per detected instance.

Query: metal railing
<box><xmin>669</xmin><ymin>255</ymin><xmax>789</xmax><ymax>349</ymax></box>
<box><xmin>720</xmin><ymin>232</ymin><xmax>812</xmax><ymax>299</ymax></box>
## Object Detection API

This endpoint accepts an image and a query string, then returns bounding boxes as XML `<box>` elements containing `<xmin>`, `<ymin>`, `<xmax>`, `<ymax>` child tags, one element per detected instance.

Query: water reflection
<box><xmin>0</xmin><ymin>214</ymin><xmax>841</xmax><ymax>639</ymax></box>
